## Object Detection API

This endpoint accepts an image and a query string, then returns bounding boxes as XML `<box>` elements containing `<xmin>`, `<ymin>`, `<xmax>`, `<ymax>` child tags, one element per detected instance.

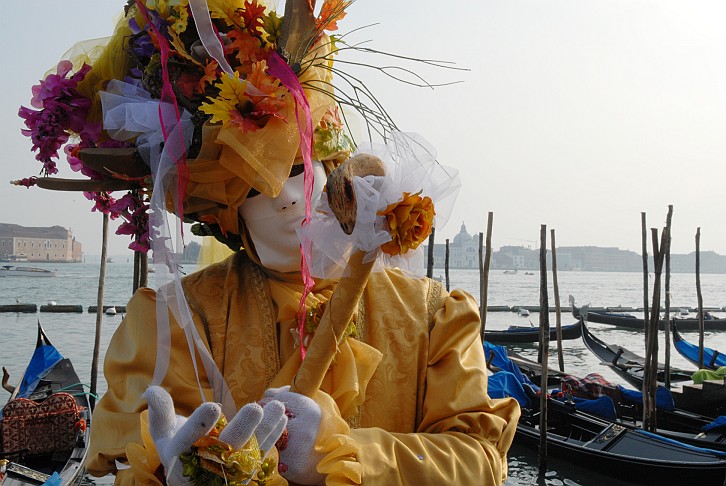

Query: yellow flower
<box><xmin>168</xmin><ymin>5</ymin><xmax>189</xmax><ymax>34</ymax></box>
<box><xmin>144</xmin><ymin>0</ymin><xmax>188</xmax><ymax>17</ymax></box>
<box><xmin>199</xmin><ymin>72</ymin><xmax>250</xmax><ymax>126</ymax></box>
<box><xmin>208</xmin><ymin>0</ymin><xmax>245</xmax><ymax>28</ymax></box>
<box><xmin>377</xmin><ymin>191</ymin><xmax>436</xmax><ymax>256</ymax></box>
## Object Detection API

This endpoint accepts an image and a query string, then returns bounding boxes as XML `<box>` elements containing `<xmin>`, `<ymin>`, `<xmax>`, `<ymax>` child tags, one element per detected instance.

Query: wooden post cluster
<box><xmin>642</xmin><ymin>206</ymin><xmax>671</xmax><ymax>432</ymax></box>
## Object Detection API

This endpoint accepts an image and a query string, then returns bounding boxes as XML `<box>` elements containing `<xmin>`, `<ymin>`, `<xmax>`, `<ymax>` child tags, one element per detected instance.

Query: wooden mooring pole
<box><xmin>664</xmin><ymin>206</ymin><xmax>673</xmax><ymax>389</ymax></box>
<box><xmin>90</xmin><ymin>213</ymin><xmax>109</xmax><ymax>411</ymax></box>
<box><xmin>551</xmin><ymin>229</ymin><xmax>564</xmax><ymax>372</ymax></box>
<box><xmin>479</xmin><ymin>213</ymin><xmax>494</xmax><ymax>341</ymax></box>
<box><xmin>641</xmin><ymin>212</ymin><xmax>650</xmax><ymax>344</ymax></box>
<box><xmin>445</xmin><ymin>239</ymin><xmax>450</xmax><ymax>292</ymax></box>
<box><xmin>426</xmin><ymin>228</ymin><xmax>435</xmax><ymax>279</ymax></box>
<box><xmin>696</xmin><ymin>227</ymin><xmax>704</xmax><ymax>368</ymax></box>
<box><xmin>538</xmin><ymin>224</ymin><xmax>550</xmax><ymax>477</ymax></box>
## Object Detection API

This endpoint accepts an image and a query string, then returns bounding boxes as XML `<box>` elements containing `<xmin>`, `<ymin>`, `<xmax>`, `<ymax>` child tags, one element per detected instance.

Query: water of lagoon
<box><xmin>1</xmin><ymin>262</ymin><xmax>724</xmax><ymax>485</ymax></box>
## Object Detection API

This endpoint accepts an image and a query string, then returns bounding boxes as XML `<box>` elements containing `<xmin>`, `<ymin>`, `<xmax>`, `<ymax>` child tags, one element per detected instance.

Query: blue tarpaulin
<box><xmin>618</xmin><ymin>385</ymin><xmax>675</xmax><ymax>411</ymax></box>
<box><xmin>488</xmin><ymin>370</ymin><xmax>531</xmax><ymax>408</ymax></box>
<box><xmin>703</xmin><ymin>416</ymin><xmax>726</xmax><ymax>432</ymax></box>
<box><xmin>16</xmin><ymin>344</ymin><xmax>63</xmax><ymax>398</ymax></box>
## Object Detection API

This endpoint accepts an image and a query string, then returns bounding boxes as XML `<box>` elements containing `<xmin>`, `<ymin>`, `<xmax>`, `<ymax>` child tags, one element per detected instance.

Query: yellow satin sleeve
<box><xmin>347</xmin><ymin>289</ymin><xmax>520</xmax><ymax>485</ymax></box>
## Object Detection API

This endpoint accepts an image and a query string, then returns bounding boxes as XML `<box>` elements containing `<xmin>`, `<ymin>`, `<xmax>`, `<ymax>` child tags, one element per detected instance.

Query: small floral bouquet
<box><xmin>298</xmin><ymin>132</ymin><xmax>461</xmax><ymax>279</ymax></box>
<box><xmin>178</xmin><ymin>414</ymin><xmax>277</xmax><ymax>486</ymax></box>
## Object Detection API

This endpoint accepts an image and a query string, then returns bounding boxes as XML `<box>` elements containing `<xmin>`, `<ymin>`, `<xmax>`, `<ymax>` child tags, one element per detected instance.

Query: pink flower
<box><xmin>18</xmin><ymin>61</ymin><xmax>93</xmax><ymax>176</ymax></box>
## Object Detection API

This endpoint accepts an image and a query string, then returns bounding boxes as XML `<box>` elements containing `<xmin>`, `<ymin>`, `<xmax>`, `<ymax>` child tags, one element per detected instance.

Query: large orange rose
<box><xmin>377</xmin><ymin>191</ymin><xmax>436</xmax><ymax>256</ymax></box>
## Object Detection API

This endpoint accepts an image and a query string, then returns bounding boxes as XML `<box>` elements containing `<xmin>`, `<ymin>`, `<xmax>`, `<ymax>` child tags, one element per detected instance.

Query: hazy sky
<box><xmin>3</xmin><ymin>1</ymin><xmax>726</xmax><ymax>256</ymax></box>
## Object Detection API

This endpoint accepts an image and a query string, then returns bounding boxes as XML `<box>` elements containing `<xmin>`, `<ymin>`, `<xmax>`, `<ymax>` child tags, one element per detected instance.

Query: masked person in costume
<box><xmin>16</xmin><ymin>1</ymin><xmax>520</xmax><ymax>485</ymax></box>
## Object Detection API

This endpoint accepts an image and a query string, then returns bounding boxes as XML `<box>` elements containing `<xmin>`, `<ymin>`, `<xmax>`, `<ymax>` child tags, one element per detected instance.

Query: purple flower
<box><xmin>19</xmin><ymin>61</ymin><xmax>93</xmax><ymax>176</ymax></box>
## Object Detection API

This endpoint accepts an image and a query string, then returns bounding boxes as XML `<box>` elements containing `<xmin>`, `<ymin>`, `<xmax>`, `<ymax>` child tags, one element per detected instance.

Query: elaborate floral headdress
<box><xmin>16</xmin><ymin>0</ymin><xmax>355</xmax><ymax>252</ymax></box>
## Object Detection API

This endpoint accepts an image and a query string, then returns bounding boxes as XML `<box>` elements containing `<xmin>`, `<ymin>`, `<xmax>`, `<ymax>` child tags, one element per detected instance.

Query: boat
<box><xmin>483</xmin><ymin>320</ymin><xmax>582</xmax><ymax>344</ymax></box>
<box><xmin>573</xmin><ymin>304</ymin><xmax>726</xmax><ymax>331</ymax></box>
<box><xmin>492</xmin><ymin>343</ymin><xmax>726</xmax><ymax>452</ymax></box>
<box><xmin>581</xmin><ymin>320</ymin><xmax>726</xmax><ymax>417</ymax></box>
<box><xmin>0</xmin><ymin>322</ymin><xmax>90</xmax><ymax>485</ymax></box>
<box><xmin>515</xmin><ymin>392</ymin><xmax>726</xmax><ymax>484</ymax></box>
<box><xmin>580</xmin><ymin>319</ymin><xmax>694</xmax><ymax>388</ymax></box>
<box><xmin>0</xmin><ymin>266</ymin><xmax>57</xmax><ymax>278</ymax></box>
<box><xmin>486</xmin><ymin>343</ymin><xmax>726</xmax><ymax>483</ymax></box>
<box><xmin>673</xmin><ymin>323</ymin><xmax>726</xmax><ymax>370</ymax></box>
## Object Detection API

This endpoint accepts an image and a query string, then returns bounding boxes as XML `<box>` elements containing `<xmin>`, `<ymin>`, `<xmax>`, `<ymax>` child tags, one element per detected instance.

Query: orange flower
<box><xmin>377</xmin><ymin>191</ymin><xmax>435</xmax><ymax>256</ymax></box>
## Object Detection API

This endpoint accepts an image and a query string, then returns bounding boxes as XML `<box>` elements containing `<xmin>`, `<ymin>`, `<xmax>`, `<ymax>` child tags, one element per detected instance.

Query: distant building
<box><xmin>0</xmin><ymin>223</ymin><xmax>82</xmax><ymax>262</ymax></box>
<box><xmin>421</xmin><ymin>222</ymin><xmax>726</xmax><ymax>273</ymax></box>
<box><xmin>424</xmin><ymin>222</ymin><xmax>483</xmax><ymax>269</ymax></box>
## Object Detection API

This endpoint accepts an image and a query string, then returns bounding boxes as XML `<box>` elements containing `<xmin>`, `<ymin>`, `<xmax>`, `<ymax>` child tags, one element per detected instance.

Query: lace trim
<box><xmin>426</xmin><ymin>278</ymin><xmax>443</xmax><ymax>333</ymax></box>
<box><xmin>244</xmin><ymin>254</ymin><xmax>281</xmax><ymax>388</ymax></box>
<box><xmin>339</xmin><ymin>289</ymin><xmax>368</xmax><ymax>430</ymax></box>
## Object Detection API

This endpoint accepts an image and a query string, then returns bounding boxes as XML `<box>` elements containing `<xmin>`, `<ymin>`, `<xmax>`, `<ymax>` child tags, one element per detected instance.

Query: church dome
<box><xmin>453</xmin><ymin>222</ymin><xmax>472</xmax><ymax>246</ymax></box>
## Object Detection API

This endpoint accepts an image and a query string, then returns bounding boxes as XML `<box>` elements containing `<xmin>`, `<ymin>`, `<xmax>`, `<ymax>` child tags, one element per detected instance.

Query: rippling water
<box><xmin>1</xmin><ymin>262</ymin><xmax>725</xmax><ymax>485</ymax></box>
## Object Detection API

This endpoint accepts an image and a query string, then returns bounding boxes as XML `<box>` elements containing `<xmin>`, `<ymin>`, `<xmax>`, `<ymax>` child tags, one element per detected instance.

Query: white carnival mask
<box><xmin>240</xmin><ymin>161</ymin><xmax>326</xmax><ymax>273</ymax></box>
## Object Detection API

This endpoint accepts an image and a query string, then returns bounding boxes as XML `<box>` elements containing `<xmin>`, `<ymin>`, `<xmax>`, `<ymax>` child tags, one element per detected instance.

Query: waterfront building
<box><xmin>0</xmin><ymin>223</ymin><xmax>82</xmax><ymax>262</ymax></box>
<box><xmin>424</xmin><ymin>222</ymin><xmax>482</xmax><ymax>269</ymax></box>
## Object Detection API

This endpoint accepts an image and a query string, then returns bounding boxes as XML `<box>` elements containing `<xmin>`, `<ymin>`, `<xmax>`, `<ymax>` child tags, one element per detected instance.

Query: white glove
<box><xmin>263</xmin><ymin>386</ymin><xmax>326</xmax><ymax>485</ymax></box>
<box><xmin>144</xmin><ymin>386</ymin><xmax>288</xmax><ymax>485</ymax></box>
<box><xmin>144</xmin><ymin>386</ymin><xmax>222</xmax><ymax>485</ymax></box>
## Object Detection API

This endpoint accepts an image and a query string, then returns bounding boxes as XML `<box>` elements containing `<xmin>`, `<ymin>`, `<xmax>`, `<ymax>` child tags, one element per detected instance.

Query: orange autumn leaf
<box><xmin>316</xmin><ymin>0</ymin><xmax>352</xmax><ymax>32</ymax></box>
<box><xmin>227</xmin><ymin>29</ymin><xmax>266</xmax><ymax>69</ymax></box>
<box><xmin>377</xmin><ymin>191</ymin><xmax>435</xmax><ymax>256</ymax></box>
<box><xmin>241</xmin><ymin>0</ymin><xmax>267</xmax><ymax>35</ymax></box>
<box><xmin>198</xmin><ymin>60</ymin><xmax>220</xmax><ymax>92</ymax></box>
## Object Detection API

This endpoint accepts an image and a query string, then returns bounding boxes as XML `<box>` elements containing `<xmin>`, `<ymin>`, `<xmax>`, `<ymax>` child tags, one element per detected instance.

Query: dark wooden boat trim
<box><xmin>574</xmin><ymin>304</ymin><xmax>726</xmax><ymax>331</ymax></box>
<box><xmin>484</xmin><ymin>320</ymin><xmax>582</xmax><ymax>344</ymax></box>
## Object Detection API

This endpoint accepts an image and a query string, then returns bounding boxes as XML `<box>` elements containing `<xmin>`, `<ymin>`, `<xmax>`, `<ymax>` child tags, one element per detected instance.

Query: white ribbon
<box><xmin>188</xmin><ymin>0</ymin><xmax>234</xmax><ymax>75</ymax></box>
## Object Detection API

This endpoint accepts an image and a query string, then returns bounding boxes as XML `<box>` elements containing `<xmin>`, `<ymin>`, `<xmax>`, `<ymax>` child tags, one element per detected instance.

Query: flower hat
<box><xmin>17</xmin><ymin>0</ymin><xmax>355</xmax><ymax>252</ymax></box>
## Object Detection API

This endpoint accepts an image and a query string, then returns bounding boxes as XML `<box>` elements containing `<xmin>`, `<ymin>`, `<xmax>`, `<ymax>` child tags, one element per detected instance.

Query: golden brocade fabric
<box><xmin>86</xmin><ymin>252</ymin><xmax>520</xmax><ymax>485</ymax></box>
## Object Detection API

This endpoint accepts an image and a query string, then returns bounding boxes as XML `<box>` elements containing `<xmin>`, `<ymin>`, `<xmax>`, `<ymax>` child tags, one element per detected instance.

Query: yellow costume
<box><xmin>87</xmin><ymin>252</ymin><xmax>519</xmax><ymax>485</ymax></box>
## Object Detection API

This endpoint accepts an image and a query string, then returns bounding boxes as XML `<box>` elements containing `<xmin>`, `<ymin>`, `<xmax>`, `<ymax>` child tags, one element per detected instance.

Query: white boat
<box><xmin>0</xmin><ymin>265</ymin><xmax>57</xmax><ymax>277</ymax></box>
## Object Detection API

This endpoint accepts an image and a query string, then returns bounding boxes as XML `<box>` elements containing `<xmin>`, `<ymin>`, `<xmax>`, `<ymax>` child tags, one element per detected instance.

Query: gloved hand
<box><xmin>263</xmin><ymin>386</ymin><xmax>326</xmax><ymax>485</ymax></box>
<box><xmin>144</xmin><ymin>386</ymin><xmax>222</xmax><ymax>485</ymax></box>
<box><xmin>144</xmin><ymin>386</ymin><xmax>288</xmax><ymax>485</ymax></box>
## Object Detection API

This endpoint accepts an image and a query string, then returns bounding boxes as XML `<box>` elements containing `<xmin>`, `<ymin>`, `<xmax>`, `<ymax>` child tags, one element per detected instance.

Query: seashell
<box><xmin>325</xmin><ymin>154</ymin><xmax>386</xmax><ymax>234</ymax></box>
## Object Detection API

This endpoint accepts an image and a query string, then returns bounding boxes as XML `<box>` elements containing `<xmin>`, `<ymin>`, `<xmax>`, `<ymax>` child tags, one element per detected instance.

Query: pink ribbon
<box><xmin>266</xmin><ymin>50</ymin><xmax>315</xmax><ymax>360</ymax></box>
<box><xmin>136</xmin><ymin>2</ymin><xmax>189</xmax><ymax>226</ymax></box>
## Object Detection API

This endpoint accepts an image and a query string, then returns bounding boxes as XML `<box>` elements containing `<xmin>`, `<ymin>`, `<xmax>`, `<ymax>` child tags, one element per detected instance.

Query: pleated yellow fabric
<box><xmin>86</xmin><ymin>253</ymin><xmax>520</xmax><ymax>485</ymax></box>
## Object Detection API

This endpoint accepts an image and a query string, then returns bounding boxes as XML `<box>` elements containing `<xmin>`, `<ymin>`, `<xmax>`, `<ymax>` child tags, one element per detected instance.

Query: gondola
<box><xmin>581</xmin><ymin>320</ymin><xmax>726</xmax><ymax>418</ymax></box>
<box><xmin>515</xmin><ymin>393</ymin><xmax>726</xmax><ymax>484</ymax></box>
<box><xmin>488</xmin><ymin>342</ymin><xmax>726</xmax><ymax>452</ymax></box>
<box><xmin>483</xmin><ymin>320</ymin><xmax>582</xmax><ymax>344</ymax></box>
<box><xmin>573</xmin><ymin>304</ymin><xmax>726</xmax><ymax>331</ymax></box>
<box><xmin>486</xmin><ymin>343</ymin><xmax>726</xmax><ymax>483</ymax></box>
<box><xmin>0</xmin><ymin>322</ymin><xmax>90</xmax><ymax>485</ymax></box>
<box><xmin>580</xmin><ymin>319</ymin><xmax>694</xmax><ymax>388</ymax></box>
<box><xmin>673</xmin><ymin>322</ymin><xmax>726</xmax><ymax>370</ymax></box>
